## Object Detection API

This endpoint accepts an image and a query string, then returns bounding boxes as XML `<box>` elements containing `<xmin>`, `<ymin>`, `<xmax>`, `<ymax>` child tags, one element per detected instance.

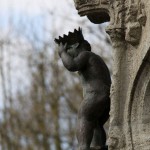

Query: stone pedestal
<box><xmin>72</xmin><ymin>0</ymin><xmax>150</xmax><ymax>149</ymax></box>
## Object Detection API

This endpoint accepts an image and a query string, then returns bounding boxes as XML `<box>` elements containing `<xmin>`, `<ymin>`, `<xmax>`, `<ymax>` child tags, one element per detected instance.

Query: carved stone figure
<box><xmin>73</xmin><ymin>0</ymin><xmax>110</xmax><ymax>24</ymax></box>
<box><xmin>55</xmin><ymin>28</ymin><xmax>111</xmax><ymax>150</ymax></box>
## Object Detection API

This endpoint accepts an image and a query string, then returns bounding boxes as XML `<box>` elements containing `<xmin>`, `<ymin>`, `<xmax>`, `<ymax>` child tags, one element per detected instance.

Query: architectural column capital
<box><xmin>72</xmin><ymin>0</ymin><xmax>150</xmax><ymax>149</ymax></box>
<box><xmin>73</xmin><ymin>0</ymin><xmax>147</xmax><ymax>46</ymax></box>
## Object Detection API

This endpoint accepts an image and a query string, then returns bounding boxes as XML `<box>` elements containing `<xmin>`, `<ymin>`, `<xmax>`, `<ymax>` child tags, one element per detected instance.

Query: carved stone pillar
<box><xmin>72</xmin><ymin>0</ymin><xmax>150</xmax><ymax>149</ymax></box>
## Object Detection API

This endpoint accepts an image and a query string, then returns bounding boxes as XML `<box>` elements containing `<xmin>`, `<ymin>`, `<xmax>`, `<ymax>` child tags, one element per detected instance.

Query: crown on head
<box><xmin>54</xmin><ymin>27</ymin><xmax>84</xmax><ymax>45</ymax></box>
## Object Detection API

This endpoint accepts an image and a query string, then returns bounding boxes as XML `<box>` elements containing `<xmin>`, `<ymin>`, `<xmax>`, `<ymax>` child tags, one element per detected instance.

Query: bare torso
<box><xmin>78</xmin><ymin>52</ymin><xmax>111</xmax><ymax>97</ymax></box>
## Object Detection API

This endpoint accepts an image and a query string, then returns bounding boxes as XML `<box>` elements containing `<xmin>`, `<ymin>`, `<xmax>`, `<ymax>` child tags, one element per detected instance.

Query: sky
<box><xmin>0</xmin><ymin>0</ymin><xmax>81</xmax><ymax>110</ymax></box>
<box><xmin>0</xmin><ymin>0</ymin><xmax>59</xmax><ymax>108</ymax></box>
<box><xmin>0</xmin><ymin>0</ymin><xmax>67</xmax><ymax>15</ymax></box>
<box><xmin>0</xmin><ymin>0</ymin><xmax>112</xmax><ymax>110</ymax></box>
<box><xmin>0</xmin><ymin>0</ymin><xmax>81</xmax><ymax>37</ymax></box>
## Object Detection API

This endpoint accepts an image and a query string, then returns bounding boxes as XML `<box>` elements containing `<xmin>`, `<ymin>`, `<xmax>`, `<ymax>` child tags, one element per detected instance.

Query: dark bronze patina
<box><xmin>55</xmin><ymin>28</ymin><xmax>111</xmax><ymax>150</ymax></box>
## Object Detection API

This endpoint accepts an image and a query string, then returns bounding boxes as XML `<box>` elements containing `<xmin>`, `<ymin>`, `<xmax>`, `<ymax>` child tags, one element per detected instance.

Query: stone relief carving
<box><xmin>73</xmin><ymin>0</ymin><xmax>110</xmax><ymax>24</ymax></box>
<box><xmin>127</xmin><ymin>50</ymin><xmax>150</xmax><ymax>149</ymax></box>
<box><xmin>108</xmin><ymin>126</ymin><xmax>126</xmax><ymax>150</ymax></box>
<box><xmin>125</xmin><ymin>1</ymin><xmax>147</xmax><ymax>45</ymax></box>
<box><xmin>73</xmin><ymin>0</ymin><xmax>147</xmax><ymax>45</ymax></box>
<box><xmin>71</xmin><ymin>0</ymin><xmax>150</xmax><ymax>149</ymax></box>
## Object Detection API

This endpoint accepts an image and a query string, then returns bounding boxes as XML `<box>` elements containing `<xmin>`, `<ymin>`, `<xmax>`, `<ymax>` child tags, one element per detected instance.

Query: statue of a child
<box><xmin>55</xmin><ymin>28</ymin><xmax>111</xmax><ymax>150</ymax></box>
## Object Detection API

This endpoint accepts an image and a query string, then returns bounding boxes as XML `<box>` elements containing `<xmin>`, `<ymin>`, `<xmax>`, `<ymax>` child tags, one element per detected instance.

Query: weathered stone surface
<box><xmin>73</xmin><ymin>0</ymin><xmax>110</xmax><ymax>23</ymax></box>
<box><xmin>72</xmin><ymin>0</ymin><xmax>150</xmax><ymax>149</ymax></box>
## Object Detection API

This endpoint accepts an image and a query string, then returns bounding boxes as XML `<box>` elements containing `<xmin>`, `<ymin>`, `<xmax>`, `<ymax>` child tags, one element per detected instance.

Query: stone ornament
<box><xmin>125</xmin><ymin>2</ymin><xmax>147</xmax><ymax>45</ymax></box>
<box><xmin>73</xmin><ymin>0</ymin><xmax>147</xmax><ymax>46</ymax></box>
<box><xmin>73</xmin><ymin>0</ymin><xmax>110</xmax><ymax>24</ymax></box>
<box><xmin>72</xmin><ymin>0</ymin><xmax>150</xmax><ymax>150</ymax></box>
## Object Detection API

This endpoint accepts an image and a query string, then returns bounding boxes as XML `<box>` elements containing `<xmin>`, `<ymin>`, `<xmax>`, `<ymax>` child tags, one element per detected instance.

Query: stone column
<box><xmin>72</xmin><ymin>0</ymin><xmax>150</xmax><ymax>149</ymax></box>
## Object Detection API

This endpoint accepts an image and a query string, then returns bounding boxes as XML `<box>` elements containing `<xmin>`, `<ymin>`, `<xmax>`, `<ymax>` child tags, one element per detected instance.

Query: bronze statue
<box><xmin>55</xmin><ymin>28</ymin><xmax>111</xmax><ymax>150</ymax></box>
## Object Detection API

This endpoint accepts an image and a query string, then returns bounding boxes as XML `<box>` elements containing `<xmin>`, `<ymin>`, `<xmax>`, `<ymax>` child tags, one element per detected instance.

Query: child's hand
<box><xmin>58</xmin><ymin>43</ymin><xmax>67</xmax><ymax>56</ymax></box>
